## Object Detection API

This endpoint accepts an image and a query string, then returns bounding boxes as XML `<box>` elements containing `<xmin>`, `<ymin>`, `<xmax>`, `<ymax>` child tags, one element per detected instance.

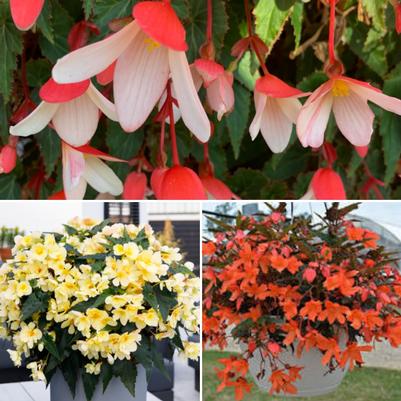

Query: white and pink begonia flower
<box><xmin>10</xmin><ymin>0</ymin><xmax>45</xmax><ymax>31</ymax></box>
<box><xmin>52</xmin><ymin>1</ymin><xmax>210</xmax><ymax>143</ymax></box>
<box><xmin>297</xmin><ymin>75</ymin><xmax>401</xmax><ymax>148</ymax></box>
<box><xmin>192</xmin><ymin>59</ymin><xmax>235</xmax><ymax>121</ymax></box>
<box><xmin>10</xmin><ymin>78</ymin><xmax>118</xmax><ymax>147</ymax></box>
<box><xmin>62</xmin><ymin>143</ymin><xmax>124</xmax><ymax>200</ymax></box>
<box><xmin>249</xmin><ymin>74</ymin><xmax>309</xmax><ymax>153</ymax></box>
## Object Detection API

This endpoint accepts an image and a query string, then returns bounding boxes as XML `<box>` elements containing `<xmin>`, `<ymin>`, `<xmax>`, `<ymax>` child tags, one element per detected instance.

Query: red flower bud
<box><xmin>267</xmin><ymin>342</ymin><xmax>280</xmax><ymax>356</ymax></box>
<box><xmin>68</xmin><ymin>21</ymin><xmax>100</xmax><ymax>51</ymax></box>
<box><xmin>311</xmin><ymin>168</ymin><xmax>346</xmax><ymax>200</ymax></box>
<box><xmin>158</xmin><ymin>166</ymin><xmax>207</xmax><ymax>200</ymax></box>
<box><xmin>123</xmin><ymin>172</ymin><xmax>147</xmax><ymax>200</ymax></box>
<box><xmin>0</xmin><ymin>145</ymin><xmax>17</xmax><ymax>174</ymax></box>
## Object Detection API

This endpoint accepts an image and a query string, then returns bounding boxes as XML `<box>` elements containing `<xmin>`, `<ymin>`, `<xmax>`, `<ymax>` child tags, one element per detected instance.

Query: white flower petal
<box><xmin>249</xmin><ymin>92</ymin><xmax>267</xmax><ymax>140</ymax></box>
<box><xmin>114</xmin><ymin>31</ymin><xmax>170</xmax><ymax>132</ymax></box>
<box><xmin>260</xmin><ymin>97</ymin><xmax>293</xmax><ymax>153</ymax></box>
<box><xmin>53</xmin><ymin>21</ymin><xmax>140</xmax><ymax>83</ymax></box>
<box><xmin>276</xmin><ymin>97</ymin><xmax>302</xmax><ymax>124</ymax></box>
<box><xmin>83</xmin><ymin>156</ymin><xmax>123</xmax><ymax>196</ymax></box>
<box><xmin>86</xmin><ymin>83</ymin><xmax>118</xmax><ymax>121</ymax></box>
<box><xmin>53</xmin><ymin>94</ymin><xmax>99</xmax><ymax>147</ymax></box>
<box><xmin>333</xmin><ymin>91</ymin><xmax>374</xmax><ymax>146</ymax></box>
<box><xmin>169</xmin><ymin>50</ymin><xmax>211</xmax><ymax>143</ymax></box>
<box><xmin>10</xmin><ymin>102</ymin><xmax>59</xmax><ymax>137</ymax></box>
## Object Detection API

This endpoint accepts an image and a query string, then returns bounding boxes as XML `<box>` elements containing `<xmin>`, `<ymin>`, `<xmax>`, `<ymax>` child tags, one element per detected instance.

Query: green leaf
<box><xmin>169</xmin><ymin>264</ymin><xmax>195</xmax><ymax>277</ymax></box>
<box><xmin>226</xmin><ymin>83</ymin><xmax>251</xmax><ymax>159</ymax></box>
<box><xmin>380</xmin><ymin>76</ymin><xmax>401</xmax><ymax>184</ymax></box>
<box><xmin>26</xmin><ymin>59</ymin><xmax>52</xmax><ymax>88</ymax></box>
<box><xmin>90</xmin><ymin>219</ymin><xmax>111</xmax><ymax>235</ymax></box>
<box><xmin>39</xmin><ymin>1</ymin><xmax>74</xmax><ymax>63</ymax></box>
<box><xmin>184</xmin><ymin>0</ymin><xmax>229</xmax><ymax>62</ymax></box>
<box><xmin>0</xmin><ymin>174</ymin><xmax>21</xmax><ymax>199</ymax></box>
<box><xmin>63</xmin><ymin>224</ymin><xmax>79</xmax><ymax>235</ymax></box>
<box><xmin>36</xmin><ymin>1</ymin><xmax>54</xmax><ymax>44</ymax></box>
<box><xmin>43</xmin><ymin>333</ymin><xmax>61</xmax><ymax>360</ymax></box>
<box><xmin>72</xmin><ymin>288</ymin><xmax>116</xmax><ymax>312</ymax></box>
<box><xmin>143</xmin><ymin>284</ymin><xmax>177</xmax><ymax>321</ymax></box>
<box><xmin>236</xmin><ymin>51</ymin><xmax>260</xmax><ymax>91</ymax></box>
<box><xmin>254</xmin><ymin>0</ymin><xmax>292</xmax><ymax>51</ymax></box>
<box><xmin>113</xmin><ymin>360</ymin><xmax>138</xmax><ymax>398</ymax></box>
<box><xmin>106</xmin><ymin>121</ymin><xmax>144</xmax><ymax>160</ymax></box>
<box><xmin>291</xmin><ymin>2</ymin><xmax>303</xmax><ymax>50</ymax></box>
<box><xmin>36</xmin><ymin>128</ymin><xmax>61</xmax><ymax>178</ymax></box>
<box><xmin>228</xmin><ymin>168</ymin><xmax>268</xmax><ymax>199</ymax></box>
<box><xmin>102</xmin><ymin>363</ymin><xmax>113</xmax><ymax>393</ymax></box>
<box><xmin>22</xmin><ymin>291</ymin><xmax>50</xmax><ymax>321</ymax></box>
<box><xmin>61</xmin><ymin>353</ymin><xmax>79</xmax><ymax>398</ymax></box>
<box><xmin>0</xmin><ymin>5</ymin><xmax>23</xmax><ymax>101</ymax></box>
<box><xmin>275</xmin><ymin>0</ymin><xmax>296</xmax><ymax>11</ymax></box>
<box><xmin>362</xmin><ymin>0</ymin><xmax>387</xmax><ymax>31</ymax></box>
<box><xmin>82</xmin><ymin>371</ymin><xmax>99</xmax><ymax>401</ymax></box>
<box><xmin>93</xmin><ymin>0</ymin><xmax>137</xmax><ymax>28</ymax></box>
<box><xmin>133</xmin><ymin>338</ymin><xmax>153</xmax><ymax>381</ymax></box>
<box><xmin>83</xmin><ymin>0</ymin><xmax>94</xmax><ymax>19</ymax></box>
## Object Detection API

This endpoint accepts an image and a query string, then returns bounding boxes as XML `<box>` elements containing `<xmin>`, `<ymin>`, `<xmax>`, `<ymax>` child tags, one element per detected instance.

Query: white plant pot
<box><xmin>50</xmin><ymin>366</ymin><xmax>147</xmax><ymax>401</ymax></box>
<box><xmin>242</xmin><ymin>342</ymin><xmax>348</xmax><ymax>397</ymax></box>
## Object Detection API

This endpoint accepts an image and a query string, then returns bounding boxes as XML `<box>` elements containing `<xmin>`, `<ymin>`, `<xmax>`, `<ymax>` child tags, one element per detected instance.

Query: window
<box><xmin>104</xmin><ymin>203</ymin><xmax>140</xmax><ymax>224</ymax></box>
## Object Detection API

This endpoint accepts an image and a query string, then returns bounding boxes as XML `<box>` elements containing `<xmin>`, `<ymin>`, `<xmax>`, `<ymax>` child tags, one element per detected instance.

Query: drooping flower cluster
<box><xmin>0</xmin><ymin>218</ymin><xmax>199</xmax><ymax>400</ymax></box>
<box><xmin>203</xmin><ymin>203</ymin><xmax>401</xmax><ymax>398</ymax></box>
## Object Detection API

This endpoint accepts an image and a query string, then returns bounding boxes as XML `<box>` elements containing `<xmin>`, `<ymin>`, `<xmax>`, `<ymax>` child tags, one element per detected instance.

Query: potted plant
<box><xmin>203</xmin><ymin>203</ymin><xmax>401</xmax><ymax>398</ymax></box>
<box><xmin>0</xmin><ymin>218</ymin><xmax>200</xmax><ymax>401</ymax></box>
<box><xmin>0</xmin><ymin>226</ymin><xmax>24</xmax><ymax>261</ymax></box>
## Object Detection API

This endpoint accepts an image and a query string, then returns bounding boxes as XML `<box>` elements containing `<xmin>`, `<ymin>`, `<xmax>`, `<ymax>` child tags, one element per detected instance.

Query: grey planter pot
<box><xmin>51</xmin><ymin>366</ymin><xmax>147</xmax><ymax>401</ymax></box>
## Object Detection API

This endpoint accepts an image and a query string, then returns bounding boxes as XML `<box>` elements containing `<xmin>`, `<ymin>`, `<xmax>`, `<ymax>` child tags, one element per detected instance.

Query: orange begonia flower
<box><xmin>318</xmin><ymin>301</ymin><xmax>350</xmax><ymax>324</ymax></box>
<box><xmin>300</xmin><ymin>300</ymin><xmax>322</xmax><ymax>321</ymax></box>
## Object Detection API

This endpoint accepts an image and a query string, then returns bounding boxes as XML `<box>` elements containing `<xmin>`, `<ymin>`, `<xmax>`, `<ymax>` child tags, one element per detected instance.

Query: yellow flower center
<box><xmin>332</xmin><ymin>80</ymin><xmax>350</xmax><ymax>97</ymax></box>
<box><xmin>144</xmin><ymin>37</ymin><xmax>161</xmax><ymax>52</ymax></box>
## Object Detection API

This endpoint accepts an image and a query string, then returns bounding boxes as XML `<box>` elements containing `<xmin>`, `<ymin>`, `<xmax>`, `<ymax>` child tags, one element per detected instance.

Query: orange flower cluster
<box><xmin>203</xmin><ymin>206</ymin><xmax>401</xmax><ymax>398</ymax></box>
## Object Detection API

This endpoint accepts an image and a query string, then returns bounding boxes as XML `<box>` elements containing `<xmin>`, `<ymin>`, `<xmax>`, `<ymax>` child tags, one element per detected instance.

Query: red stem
<box><xmin>207</xmin><ymin>0</ymin><xmax>213</xmax><ymax>42</ymax></box>
<box><xmin>244</xmin><ymin>0</ymin><xmax>268</xmax><ymax>75</ymax></box>
<box><xmin>159</xmin><ymin>119</ymin><xmax>166</xmax><ymax>167</ymax></box>
<box><xmin>328</xmin><ymin>0</ymin><xmax>337</xmax><ymax>66</ymax></box>
<box><xmin>166</xmin><ymin>81</ymin><xmax>180</xmax><ymax>166</ymax></box>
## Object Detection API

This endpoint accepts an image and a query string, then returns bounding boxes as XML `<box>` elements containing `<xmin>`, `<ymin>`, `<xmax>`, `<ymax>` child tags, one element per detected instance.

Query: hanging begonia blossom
<box><xmin>0</xmin><ymin>144</ymin><xmax>17</xmax><ymax>174</ymax></box>
<box><xmin>123</xmin><ymin>171</ymin><xmax>147</xmax><ymax>200</ymax></box>
<box><xmin>301</xmin><ymin>167</ymin><xmax>346</xmax><ymax>200</ymax></box>
<box><xmin>9</xmin><ymin>0</ymin><xmax>44</xmax><ymax>31</ymax></box>
<box><xmin>62</xmin><ymin>143</ymin><xmax>123</xmax><ymax>200</ymax></box>
<box><xmin>10</xmin><ymin>78</ymin><xmax>118</xmax><ymax>147</ymax></box>
<box><xmin>155</xmin><ymin>166</ymin><xmax>207</xmax><ymax>200</ymax></box>
<box><xmin>249</xmin><ymin>74</ymin><xmax>309</xmax><ymax>153</ymax></box>
<box><xmin>52</xmin><ymin>1</ymin><xmax>210</xmax><ymax>143</ymax></box>
<box><xmin>297</xmin><ymin>76</ymin><xmax>401</xmax><ymax>148</ymax></box>
<box><xmin>193</xmin><ymin>59</ymin><xmax>235</xmax><ymax>121</ymax></box>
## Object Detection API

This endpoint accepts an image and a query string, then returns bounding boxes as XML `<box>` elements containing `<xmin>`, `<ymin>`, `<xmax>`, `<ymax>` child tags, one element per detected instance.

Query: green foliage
<box><xmin>1</xmin><ymin>0</ymin><xmax>401</xmax><ymax>199</ymax></box>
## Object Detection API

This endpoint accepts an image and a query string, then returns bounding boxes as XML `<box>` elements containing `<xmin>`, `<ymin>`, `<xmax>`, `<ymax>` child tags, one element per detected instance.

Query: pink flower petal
<box><xmin>297</xmin><ymin>93</ymin><xmax>333</xmax><ymax>148</ymax></box>
<box><xmin>260</xmin><ymin>97</ymin><xmax>293</xmax><ymax>153</ymax></box>
<box><xmin>133</xmin><ymin>1</ymin><xmax>187</xmax><ymax>51</ymax></box>
<box><xmin>114</xmin><ymin>31</ymin><xmax>169</xmax><ymax>132</ymax></box>
<box><xmin>62</xmin><ymin>142</ymin><xmax>87</xmax><ymax>200</ymax></box>
<box><xmin>169</xmin><ymin>50</ymin><xmax>211</xmax><ymax>143</ymax></box>
<box><xmin>332</xmin><ymin>91</ymin><xmax>374</xmax><ymax>146</ymax></box>
<box><xmin>10</xmin><ymin>102</ymin><xmax>59</xmax><ymax>137</ymax></box>
<box><xmin>83</xmin><ymin>156</ymin><xmax>123</xmax><ymax>196</ymax></box>
<box><xmin>194</xmin><ymin>59</ymin><xmax>225</xmax><ymax>86</ymax></box>
<box><xmin>52</xmin><ymin>93</ymin><xmax>99</xmax><ymax>147</ymax></box>
<box><xmin>249</xmin><ymin>92</ymin><xmax>267</xmax><ymax>140</ymax></box>
<box><xmin>53</xmin><ymin>21</ymin><xmax>140</xmax><ymax>84</ymax></box>
<box><xmin>39</xmin><ymin>78</ymin><xmax>90</xmax><ymax>103</ymax></box>
<box><xmin>206</xmin><ymin>75</ymin><xmax>234</xmax><ymax>121</ymax></box>
<box><xmin>10</xmin><ymin>0</ymin><xmax>44</xmax><ymax>31</ymax></box>
<box><xmin>255</xmin><ymin>74</ymin><xmax>309</xmax><ymax>98</ymax></box>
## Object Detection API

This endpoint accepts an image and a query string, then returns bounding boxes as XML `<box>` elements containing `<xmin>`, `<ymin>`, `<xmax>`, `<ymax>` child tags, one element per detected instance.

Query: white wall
<box><xmin>0</xmin><ymin>201</ymin><xmax>104</xmax><ymax>233</ymax></box>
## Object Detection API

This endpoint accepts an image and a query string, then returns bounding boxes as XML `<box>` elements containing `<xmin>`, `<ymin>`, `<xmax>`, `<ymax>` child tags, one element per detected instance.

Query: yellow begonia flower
<box><xmin>16</xmin><ymin>281</ymin><xmax>32</xmax><ymax>298</ymax></box>
<box><xmin>18</xmin><ymin>322</ymin><xmax>42</xmax><ymax>349</ymax></box>
<box><xmin>86</xmin><ymin>308</ymin><xmax>116</xmax><ymax>331</ymax></box>
<box><xmin>183</xmin><ymin>341</ymin><xmax>200</xmax><ymax>361</ymax></box>
<box><xmin>85</xmin><ymin>362</ymin><xmax>102</xmax><ymax>375</ymax></box>
<box><xmin>29</xmin><ymin>243</ymin><xmax>48</xmax><ymax>261</ymax></box>
<box><xmin>27</xmin><ymin>361</ymin><xmax>46</xmax><ymax>382</ymax></box>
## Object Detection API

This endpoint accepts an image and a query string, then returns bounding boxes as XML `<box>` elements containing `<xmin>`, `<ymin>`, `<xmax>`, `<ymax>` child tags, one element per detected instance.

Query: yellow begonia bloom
<box><xmin>19</xmin><ymin>322</ymin><xmax>42</xmax><ymax>349</ymax></box>
<box><xmin>85</xmin><ymin>362</ymin><xmax>102</xmax><ymax>375</ymax></box>
<box><xmin>27</xmin><ymin>361</ymin><xmax>46</xmax><ymax>382</ymax></box>
<box><xmin>16</xmin><ymin>281</ymin><xmax>32</xmax><ymax>298</ymax></box>
<box><xmin>86</xmin><ymin>308</ymin><xmax>116</xmax><ymax>331</ymax></box>
<box><xmin>183</xmin><ymin>341</ymin><xmax>200</xmax><ymax>361</ymax></box>
<box><xmin>29</xmin><ymin>243</ymin><xmax>48</xmax><ymax>261</ymax></box>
